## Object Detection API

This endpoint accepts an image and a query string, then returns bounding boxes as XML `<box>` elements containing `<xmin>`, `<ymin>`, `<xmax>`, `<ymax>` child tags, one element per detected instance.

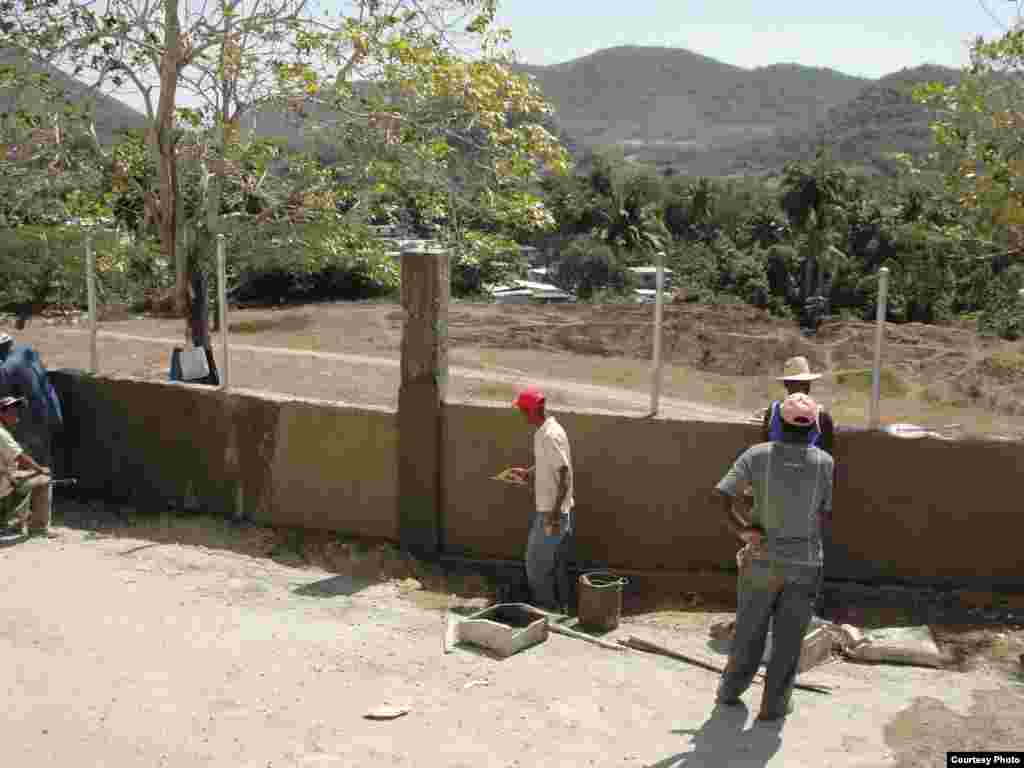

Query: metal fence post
<box><xmin>868</xmin><ymin>267</ymin><xmax>890</xmax><ymax>430</ymax></box>
<box><xmin>649</xmin><ymin>250</ymin><xmax>666</xmax><ymax>416</ymax></box>
<box><xmin>217</xmin><ymin>234</ymin><xmax>230</xmax><ymax>391</ymax></box>
<box><xmin>86</xmin><ymin>233</ymin><xmax>98</xmax><ymax>374</ymax></box>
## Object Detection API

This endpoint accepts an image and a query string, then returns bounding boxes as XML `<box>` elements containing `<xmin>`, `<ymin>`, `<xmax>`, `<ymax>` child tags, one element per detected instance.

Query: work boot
<box><xmin>756</xmin><ymin>701</ymin><xmax>794</xmax><ymax>723</ymax></box>
<box><xmin>716</xmin><ymin>697</ymin><xmax>744</xmax><ymax>708</ymax></box>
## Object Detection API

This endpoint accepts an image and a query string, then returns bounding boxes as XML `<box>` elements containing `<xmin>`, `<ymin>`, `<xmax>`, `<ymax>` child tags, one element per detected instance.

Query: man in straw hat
<box><xmin>506</xmin><ymin>387</ymin><xmax>575</xmax><ymax>612</ymax></box>
<box><xmin>0</xmin><ymin>396</ymin><xmax>55</xmax><ymax>538</ymax></box>
<box><xmin>713</xmin><ymin>392</ymin><xmax>834</xmax><ymax>722</ymax></box>
<box><xmin>761</xmin><ymin>356</ymin><xmax>833</xmax><ymax>454</ymax></box>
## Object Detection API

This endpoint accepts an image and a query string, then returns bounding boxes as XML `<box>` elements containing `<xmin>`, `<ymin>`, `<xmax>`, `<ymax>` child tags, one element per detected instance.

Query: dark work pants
<box><xmin>717</xmin><ymin>559</ymin><xmax>822</xmax><ymax>715</ymax></box>
<box><xmin>525</xmin><ymin>511</ymin><xmax>573</xmax><ymax>611</ymax></box>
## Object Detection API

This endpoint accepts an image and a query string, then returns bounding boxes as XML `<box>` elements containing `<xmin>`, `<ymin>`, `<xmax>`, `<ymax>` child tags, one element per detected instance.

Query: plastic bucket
<box><xmin>577</xmin><ymin>571</ymin><xmax>628</xmax><ymax>632</ymax></box>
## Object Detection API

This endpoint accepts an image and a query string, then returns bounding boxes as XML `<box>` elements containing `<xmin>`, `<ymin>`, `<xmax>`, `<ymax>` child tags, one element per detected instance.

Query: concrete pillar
<box><xmin>398</xmin><ymin>243</ymin><xmax>449</xmax><ymax>556</ymax></box>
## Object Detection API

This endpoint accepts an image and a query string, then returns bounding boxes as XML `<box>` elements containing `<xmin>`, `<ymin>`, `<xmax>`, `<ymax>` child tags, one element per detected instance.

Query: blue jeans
<box><xmin>717</xmin><ymin>559</ymin><xmax>822</xmax><ymax>715</ymax></box>
<box><xmin>525</xmin><ymin>511</ymin><xmax>573</xmax><ymax>610</ymax></box>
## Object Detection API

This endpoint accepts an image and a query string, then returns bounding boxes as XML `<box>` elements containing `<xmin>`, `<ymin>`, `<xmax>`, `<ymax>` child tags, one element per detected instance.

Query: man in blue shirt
<box><xmin>0</xmin><ymin>332</ymin><xmax>63</xmax><ymax>472</ymax></box>
<box><xmin>761</xmin><ymin>356</ymin><xmax>833</xmax><ymax>455</ymax></box>
<box><xmin>713</xmin><ymin>393</ymin><xmax>834</xmax><ymax>723</ymax></box>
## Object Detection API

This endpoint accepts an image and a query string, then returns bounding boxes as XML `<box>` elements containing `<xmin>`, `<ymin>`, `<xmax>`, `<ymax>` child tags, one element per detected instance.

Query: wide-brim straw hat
<box><xmin>777</xmin><ymin>356</ymin><xmax>822</xmax><ymax>382</ymax></box>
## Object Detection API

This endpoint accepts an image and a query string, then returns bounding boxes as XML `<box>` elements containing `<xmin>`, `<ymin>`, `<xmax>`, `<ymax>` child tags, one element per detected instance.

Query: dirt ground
<box><xmin>3</xmin><ymin>504</ymin><xmax>1022</xmax><ymax>767</ymax></box>
<box><xmin>7</xmin><ymin>300</ymin><xmax>1024</xmax><ymax>436</ymax></box>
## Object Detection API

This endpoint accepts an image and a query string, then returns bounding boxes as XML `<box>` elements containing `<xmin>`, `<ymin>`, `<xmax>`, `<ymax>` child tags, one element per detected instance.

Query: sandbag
<box><xmin>844</xmin><ymin>626</ymin><xmax>950</xmax><ymax>668</ymax></box>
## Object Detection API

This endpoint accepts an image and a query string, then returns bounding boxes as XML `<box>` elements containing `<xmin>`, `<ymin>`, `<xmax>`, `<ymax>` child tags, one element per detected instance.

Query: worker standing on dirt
<box><xmin>507</xmin><ymin>388</ymin><xmax>575</xmax><ymax>612</ymax></box>
<box><xmin>748</xmin><ymin>355</ymin><xmax>836</xmax><ymax>574</ymax></box>
<box><xmin>712</xmin><ymin>392</ymin><xmax>834</xmax><ymax>722</ymax></box>
<box><xmin>0</xmin><ymin>332</ymin><xmax>63</xmax><ymax>475</ymax></box>
<box><xmin>0</xmin><ymin>396</ymin><xmax>55</xmax><ymax>538</ymax></box>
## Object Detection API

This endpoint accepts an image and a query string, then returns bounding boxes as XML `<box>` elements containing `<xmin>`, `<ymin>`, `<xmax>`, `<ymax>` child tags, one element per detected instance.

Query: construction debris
<box><xmin>364</xmin><ymin>705</ymin><xmax>410</xmax><ymax>720</ymax></box>
<box><xmin>710</xmin><ymin>618</ymin><xmax>956</xmax><ymax>669</ymax></box>
<box><xmin>842</xmin><ymin>626</ymin><xmax>952</xmax><ymax>668</ymax></box>
<box><xmin>449</xmin><ymin>603</ymin><xmax>549</xmax><ymax>658</ymax></box>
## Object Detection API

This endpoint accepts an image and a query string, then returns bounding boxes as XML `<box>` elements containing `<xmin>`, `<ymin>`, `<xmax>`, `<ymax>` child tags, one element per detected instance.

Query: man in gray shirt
<box><xmin>712</xmin><ymin>392</ymin><xmax>834</xmax><ymax>722</ymax></box>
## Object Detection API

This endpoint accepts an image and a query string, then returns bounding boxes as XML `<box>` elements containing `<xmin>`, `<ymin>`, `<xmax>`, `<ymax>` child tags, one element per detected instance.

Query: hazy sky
<box><xmin>80</xmin><ymin>0</ymin><xmax>1017</xmax><ymax>113</ymax></box>
<box><xmin>492</xmin><ymin>0</ymin><xmax>1012</xmax><ymax>77</ymax></box>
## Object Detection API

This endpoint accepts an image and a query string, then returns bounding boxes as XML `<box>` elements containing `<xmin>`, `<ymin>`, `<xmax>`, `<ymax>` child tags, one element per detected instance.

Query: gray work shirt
<box><xmin>716</xmin><ymin>441</ymin><xmax>834</xmax><ymax>567</ymax></box>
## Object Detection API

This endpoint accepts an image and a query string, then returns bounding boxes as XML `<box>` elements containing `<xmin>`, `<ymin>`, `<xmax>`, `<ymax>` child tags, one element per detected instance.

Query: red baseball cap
<box><xmin>513</xmin><ymin>388</ymin><xmax>545</xmax><ymax>411</ymax></box>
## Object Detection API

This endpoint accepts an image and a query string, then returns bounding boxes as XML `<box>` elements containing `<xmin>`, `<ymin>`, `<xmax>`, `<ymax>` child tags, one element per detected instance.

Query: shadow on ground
<box><xmin>645</xmin><ymin>703</ymin><xmax>782</xmax><ymax>767</ymax></box>
<box><xmin>293</xmin><ymin>574</ymin><xmax>369</xmax><ymax>598</ymax></box>
<box><xmin>882</xmin><ymin>689</ymin><xmax>1023</xmax><ymax>767</ymax></box>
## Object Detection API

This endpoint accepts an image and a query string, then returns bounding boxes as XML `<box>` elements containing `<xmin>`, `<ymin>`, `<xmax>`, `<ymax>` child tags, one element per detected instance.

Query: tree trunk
<box><xmin>802</xmin><ymin>249</ymin><xmax>816</xmax><ymax>303</ymax></box>
<box><xmin>150</xmin><ymin>0</ymin><xmax>190</xmax><ymax>344</ymax></box>
<box><xmin>199</xmin><ymin>12</ymin><xmax>234</xmax><ymax>341</ymax></box>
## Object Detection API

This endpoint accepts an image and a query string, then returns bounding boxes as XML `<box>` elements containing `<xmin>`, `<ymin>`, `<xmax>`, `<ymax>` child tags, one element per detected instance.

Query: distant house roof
<box><xmin>489</xmin><ymin>280</ymin><xmax>574</xmax><ymax>300</ymax></box>
<box><xmin>629</xmin><ymin>266</ymin><xmax>674</xmax><ymax>275</ymax></box>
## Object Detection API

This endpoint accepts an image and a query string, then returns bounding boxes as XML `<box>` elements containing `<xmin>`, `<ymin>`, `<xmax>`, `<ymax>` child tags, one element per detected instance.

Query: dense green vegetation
<box><xmin>527</xmin><ymin>146</ymin><xmax>1022</xmax><ymax>338</ymax></box>
<box><xmin>2</xmin><ymin>25</ymin><xmax>1024</xmax><ymax>340</ymax></box>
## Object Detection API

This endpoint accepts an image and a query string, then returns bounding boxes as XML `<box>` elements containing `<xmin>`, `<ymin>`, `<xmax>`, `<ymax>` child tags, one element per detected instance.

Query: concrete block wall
<box><xmin>443</xmin><ymin>404</ymin><xmax>760</xmax><ymax>571</ymax></box>
<box><xmin>446</xmin><ymin>403</ymin><xmax>1024</xmax><ymax>588</ymax></box>
<box><xmin>51</xmin><ymin>371</ymin><xmax>399</xmax><ymax>539</ymax></box>
<box><xmin>51</xmin><ymin>372</ymin><xmax>1024</xmax><ymax>589</ymax></box>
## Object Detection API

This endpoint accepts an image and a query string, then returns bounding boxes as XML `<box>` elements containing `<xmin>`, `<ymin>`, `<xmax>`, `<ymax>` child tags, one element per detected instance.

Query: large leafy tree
<box><xmin>0</xmin><ymin>83</ymin><xmax>117</xmax><ymax>321</ymax></box>
<box><xmin>914</xmin><ymin>19</ymin><xmax>1024</xmax><ymax>264</ymax></box>
<box><xmin>583</xmin><ymin>148</ymin><xmax>665</xmax><ymax>263</ymax></box>
<box><xmin>779</xmin><ymin>150</ymin><xmax>851</xmax><ymax>302</ymax></box>
<box><xmin>904</xmin><ymin>9</ymin><xmax>1024</xmax><ymax>335</ymax></box>
<box><xmin>2</xmin><ymin>0</ymin><xmax>567</xmax><ymax>344</ymax></box>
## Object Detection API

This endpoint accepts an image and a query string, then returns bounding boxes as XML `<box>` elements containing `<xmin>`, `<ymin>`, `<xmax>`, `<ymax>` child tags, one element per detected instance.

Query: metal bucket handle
<box><xmin>580</xmin><ymin>571</ymin><xmax>628</xmax><ymax>589</ymax></box>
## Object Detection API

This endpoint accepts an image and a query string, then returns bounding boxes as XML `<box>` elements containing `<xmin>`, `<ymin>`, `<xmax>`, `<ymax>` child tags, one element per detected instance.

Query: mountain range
<box><xmin>516</xmin><ymin>46</ymin><xmax>960</xmax><ymax>176</ymax></box>
<box><xmin>2</xmin><ymin>44</ymin><xmax>960</xmax><ymax>177</ymax></box>
<box><xmin>0</xmin><ymin>47</ymin><xmax>148</xmax><ymax>144</ymax></box>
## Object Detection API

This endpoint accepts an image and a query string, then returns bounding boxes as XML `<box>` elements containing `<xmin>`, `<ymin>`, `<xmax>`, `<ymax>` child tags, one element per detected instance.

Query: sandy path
<box><xmin>3</xmin><ymin>528</ymin><xmax>1020</xmax><ymax>767</ymax></box>
<box><xmin>34</xmin><ymin>326</ymin><xmax>752</xmax><ymax>422</ymax></box>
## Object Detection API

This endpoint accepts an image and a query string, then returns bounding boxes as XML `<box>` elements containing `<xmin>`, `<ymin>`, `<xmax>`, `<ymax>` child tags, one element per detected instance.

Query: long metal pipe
<box><xmin>649</xmin><ymin>250</ymin><xmax>666</xmax><ymax>416</ymax></box>
<box><xmin>217</xmin><ymin>234</ymin><xmax>230</xmax><ymax>390</ymax></box>
<box><xmin>868</xmin><ymin>267</ymin><xmax>890</xmax><ymax>430</ymax></box>
<box><xmin>86</xmin><ymin>234</ymin><xmax>98</xmax><ymax>374</ymax></box>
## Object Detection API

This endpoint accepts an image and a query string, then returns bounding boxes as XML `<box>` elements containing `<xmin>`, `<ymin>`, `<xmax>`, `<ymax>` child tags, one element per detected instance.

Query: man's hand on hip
<box><xmin>739</xmin><ymin>527</ymin><xmax>762</xmax><ymax>548</ymax></box>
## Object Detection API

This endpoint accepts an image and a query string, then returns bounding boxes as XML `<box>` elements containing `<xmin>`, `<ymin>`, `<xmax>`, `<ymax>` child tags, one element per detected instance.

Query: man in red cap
<box><xmin>712</xmin><ymin>392</ymin><xmax>834</xmax><ymax>722</ymax></box>
<box><xmin>0</xmin><ymin>396</ymin><xmax>54</xmax><ymax>538</ymax></box>
<box><xmin>507</xmin><ymin>387</ymin><xmax>575</xmax><ymax>611</ymax></box>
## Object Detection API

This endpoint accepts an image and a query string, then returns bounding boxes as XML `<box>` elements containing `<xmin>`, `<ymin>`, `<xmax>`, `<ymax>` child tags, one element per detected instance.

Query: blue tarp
<box><xmin>0</xmin><ymin>343</ymin><xmax>63</xmax><ymax>428</ymax></box>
